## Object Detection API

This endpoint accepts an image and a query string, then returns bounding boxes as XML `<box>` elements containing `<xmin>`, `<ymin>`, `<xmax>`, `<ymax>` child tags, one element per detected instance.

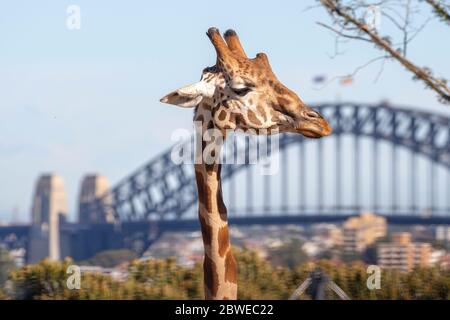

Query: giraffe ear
<box><xmin>160</xmin><ymin>83</ymin><xmax>204</xmax><ymax>108</ymax></box>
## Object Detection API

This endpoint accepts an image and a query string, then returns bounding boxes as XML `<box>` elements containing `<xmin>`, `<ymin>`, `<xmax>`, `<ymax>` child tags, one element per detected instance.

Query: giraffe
<box><xmin>160</xmin><ymin>27</ymin><xmax>332</xmax><ymax>300</ymax></box>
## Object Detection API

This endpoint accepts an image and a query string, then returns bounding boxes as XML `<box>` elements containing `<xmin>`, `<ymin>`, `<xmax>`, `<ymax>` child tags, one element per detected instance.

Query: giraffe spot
<box><xmin>234</xmin><ymin>114</ymin><xmax>245</xmax><ymax>126</ymax></box>
<box><xmin>217</xmin><ymin>163</ymin><xmax>222</xmax><ymax>176</ymax></box>
<box><xmin>223</xmin><ymin>296</ymin><xmax>229</xmax><ymax>300</ymax></box>
<box><xmin>257</xmin><ymin>105</ymin><xmax>267</xmax><ymax>121</ymax></box>
<box><xmin>207</xmin><ymin>121</ymin><xmax>214</xmax><ymax>130</ymax></box>
<box><xmin>199</xmin><ymin>213</ymin><xmax>212</xmax><ymax>246</ymax></box>
<box><xmin>271</xmin><ymin>103</ymin><xmax>283</xmax><ymax>113</ymax></box>
<box><xmin>270</xmin><ymin>110</ymin><xmax>281</xmax><ymax>122</ymax></box>
<box><xmin>224</xmin><ymin>251</ymin><xmax>237</xmax><ymax>284</ymax></box>
<box><xmin>247</xmin><ymin>110</ymin><xmax>262</xmax><ymax>126</ymax></box>
<box><xmin>195</xmin><ymin>169</ymin><xmax>206</xmax><ymax>206</ymax></box>
<box><xmin>217</xmin><ymin>184</ymin><xmax>228</xmax><ymax>221</ymax></box>
<box><xmin>267</xmin><ymin>125</ymin><xmax>279</xmax><ymax>134</ymax></box>
<box><xmin>205</xmin><ymin>163</ymin><xmax>216</xmax><ymax>177</ymax></box>
<box><xmin>196</xmin><ymin>114</ymin><xmax>204</xmax><ymax>123</ymax></box>
<box><xmin>204</xmin><ymin>254</ymin><xmax>219</xmax><ymax>298</ymax></box>
<box><xmin>218</xmin><ymin>226</ymin><xmax>230</xmax><ymax>257</ymax></box>
<box><xmin>205</xmin><ymin>184</ymin><xmax>214</xmax><ymax>211</ymax></box>
<box><xmin>218</xmin><ymin>110</ymin><xmax>227</xmax><ymax>121</ymax></box>
<box><xmin>274</xmin><ymin>85</ymin><xmax>286</xmax><ymax>94</ymax></box>
<box><xmin>277</xmin><ymin>97</ymin><xmax>290</xmax><ymax>107</ymax></box>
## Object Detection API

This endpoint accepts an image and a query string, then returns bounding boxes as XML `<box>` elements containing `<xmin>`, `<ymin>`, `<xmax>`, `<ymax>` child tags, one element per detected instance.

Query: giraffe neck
<box><xmin>194</xmin><ymin>104</ymin><xmax>237</xmax><ymax>300</ymax></box>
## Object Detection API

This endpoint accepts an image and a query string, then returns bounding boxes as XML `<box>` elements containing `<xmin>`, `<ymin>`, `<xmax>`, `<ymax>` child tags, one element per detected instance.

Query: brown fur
<box><xmin>195</xmin><ymin>168</ymin><xmax>206</xmax><ymax>205</ymax></box>
<box><xmin>224</xmin><ymin>251</ymin><xmax>238</xmax><ymax>284</ymax></box>
<box><xmin>217</xmin><ymin>184</ymin><xmax>228</xmax><ymax>218</ymax></box>
<box><xmin>199</xmin><ymin>213</ymin><xmax>212</xmax><ymax>246</ymax></box>
<box><xmin>218</xmin><ymin>110</ymin><xmax>227</xmax><ymax>121</ymax></box>
<box><xmin>218</xmin><ymin>226</ymin><xmax>230</xmax><ymax>257</ymax></box>
<box><xmin>247</xmin><ymin>110</ymin><xmax>262</xmax><ymax>126</ymax></box>
<box><xmin>204</xmin><ymin>254</ymin><xmax>219</xmax><ymax>298</ymax></box>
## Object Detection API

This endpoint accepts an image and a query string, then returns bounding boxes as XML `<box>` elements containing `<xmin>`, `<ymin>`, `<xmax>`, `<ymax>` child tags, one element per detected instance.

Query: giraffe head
<box><xmin>161</xmin><ymin>27</ymin><xmax>332</xmax><ymax>138</ymax></box>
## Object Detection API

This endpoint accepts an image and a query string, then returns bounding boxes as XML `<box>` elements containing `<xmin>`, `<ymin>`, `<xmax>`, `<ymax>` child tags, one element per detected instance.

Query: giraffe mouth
<box><xmin>293</xmin><ymin>107</ymin><xmax>332</xmax><ymax>138</ymax></box>
<box><xmin>301</xmin><ymin>130</ymin><xmax>323</xmax><ymax>138</ymax></box>
<box><xmin>296</xmin><ymin>122</ymin><xmax>333</xmax><ymax>138</ymax></box>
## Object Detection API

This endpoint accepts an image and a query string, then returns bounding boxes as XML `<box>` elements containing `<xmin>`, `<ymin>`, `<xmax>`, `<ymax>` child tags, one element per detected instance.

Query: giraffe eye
<box><xmin>231</xmin><ymin>87</ymin><xmax>252</xmax><ymax>96</ymax></box>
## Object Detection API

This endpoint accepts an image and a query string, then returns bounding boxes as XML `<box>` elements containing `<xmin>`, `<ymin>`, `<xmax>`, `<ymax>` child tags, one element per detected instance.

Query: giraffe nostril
<box><xmin>306</xmin><ymin>110</ymin><xmax>322</xmax><ymax>119</ymax></box>
<box><xmin>306</xmin><ymin>111</ymin><xmax>318</xmax><ymax>118</ymax></box>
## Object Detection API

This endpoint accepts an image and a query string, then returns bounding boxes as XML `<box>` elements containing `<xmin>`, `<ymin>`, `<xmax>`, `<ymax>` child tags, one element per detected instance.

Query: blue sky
<box><xmin>1</xmin><ymin>0</ymin><xmax>449</xmax><ymax>222</ymax></box>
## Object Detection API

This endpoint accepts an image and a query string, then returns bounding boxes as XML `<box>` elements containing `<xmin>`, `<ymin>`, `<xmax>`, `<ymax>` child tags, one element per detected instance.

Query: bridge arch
<box><xmin>88</xmin><ymin>102</ymin><xmax>450</xmax><ymax>223</ymax></box>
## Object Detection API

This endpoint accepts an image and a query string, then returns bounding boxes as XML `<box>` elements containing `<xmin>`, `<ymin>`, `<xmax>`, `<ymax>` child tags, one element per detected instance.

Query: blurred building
<box><xmin>438</xmin><ymin>254</ymin><xmax>450</xmax><ymax>270</ymax></box>
<box><xmin>9</xmin><ymin>247</ymin><xmax>26</xmax><ymax>267</ymax></box>
<box><xmin>311</xmin><ymin>224</ymin><xmax>343</xmax><ymax>248</ymax></box>
<box><xmin>435</xmin><ymin>226</ymin><xmax>450</xmax><ymax>247</ymax></box>
<box><xmin>342</xmin><ymin>213</ymin><xmax>387</xmax><ymax>254</ymax></box>
<box><xmin>377</xmin><ymin>232</ymin><xmax>432</xmax><ymax>272</ymax></box>
<box><xmin>78</xmin><ymin>174</ymin><xmax>113</xmax><ymax>224</ymax></box>
<box><xmin>430</xmin><ymin>249</ymin><xmax>446</xmax><ymax>266</ymax></box>
<box><xmin>29</xmin><ymin>174</ymin><xmax>67</xmax><ymax>262</ymax></box>
<box><xmin>141</xmin><ymin>231</ymin><xmax>204</xmax><ymax>267</ymax></box>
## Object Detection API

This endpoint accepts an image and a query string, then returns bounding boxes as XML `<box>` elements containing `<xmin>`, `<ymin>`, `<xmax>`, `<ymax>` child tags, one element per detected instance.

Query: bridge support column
<box><xmin>391</xmin><ymin>143</ymin><xmax>398</xmax><ymax>214</ymax></box>
<box><xmin>373</xmin><ymin>138</ymin><xmax>379</xmax><ymax>213</ymax></box>
<box><xmin>282</xmin><ymin>147</ymin><xmax>289</xmax><ymax>211</ymax></box>
<box><xmin>335</xmin><ymin>135</ymin><xmax>341</xmax><ymax>212</ymax></box>
<box><xmin>410</xmin><ymin>151</ymin><xmax>417</xmax><ymax>213</ymax></box>
<box><xmin>318</xmin><ymin>139</ymin><xmax>324</xmax><ymax>213</ymax></box>
<box><xmin>246</xmin><ymin>166</ymin><xmax>253</xmax><ymax>215</ymax></box>
<box><xmin>429</xmin><ymin>160</ymin><xmax>436</xmax><ymax>214</ymax></box>
<box><xmin>354</xmin><ymin>136</ymin><xmax>360</xmax><ymax>214</ymax></box>
<box><xmin>300</xmin><ymin>142</ymin><xmax>306</xmax><ymax>212</ymax></box>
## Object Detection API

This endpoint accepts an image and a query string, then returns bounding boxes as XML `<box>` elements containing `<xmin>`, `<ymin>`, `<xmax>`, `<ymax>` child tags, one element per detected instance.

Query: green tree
<box><xmin>269</xmin><ymin>239</ymin><xmax>308</xmax><ymax>269</ymax></box>
<box><xmin>78</xmin><ymin>249</ymin><xmax>138</xmax><ymax>268</ymax></box>
<box><xmin>4</xmin><ymin>249</ymin><xmax>450</xmax><ymax>300</ymax></box>
<box><xmin>0</xmin><ymin>247</ymin><xmax>14</xmax><ymax>286</ymax></box>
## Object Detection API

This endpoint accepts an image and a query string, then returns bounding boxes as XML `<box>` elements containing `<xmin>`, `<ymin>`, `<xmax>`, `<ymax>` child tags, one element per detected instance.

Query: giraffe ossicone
<box><xmin>160</xmin><ymin>27</ymin><xmax>332</xmax><ymax>300</ymax></box>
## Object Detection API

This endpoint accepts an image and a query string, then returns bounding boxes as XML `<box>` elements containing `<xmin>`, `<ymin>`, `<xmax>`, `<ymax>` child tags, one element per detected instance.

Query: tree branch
<box><xmin>320</xmin><ymin>0</ymin><xmax>450</xmax><ymax>103</ymax></box>
<box><xmin>425</xmin><ymin>0</ymin><xmax>450</xmax><ymax>25</ymax></box>
<box><xmin>316</xmin><ymin>22</ymin><xmax>373</xmax><ymax>42</ymax></box>
<box><xmin>314</xmin><ymin>55</ymin><xmax>389</xmax><ymax>90</ymax></box>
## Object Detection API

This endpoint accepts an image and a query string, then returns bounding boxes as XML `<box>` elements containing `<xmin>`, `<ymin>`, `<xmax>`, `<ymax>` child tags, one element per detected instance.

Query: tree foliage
<box><xmin>0</xmin><ymin>247</ymin><xmax>14</xmax><ymax>287</ymax></box>
<box><xmin>78</xmin><ymin>249</ymin><xmax>138</xmax><ymax>268</ymax></box>
<box><xmin>318</xmin><ymin>0</ymin><xmax>450</xmax><ymax>104</ymax></box>
<box><xmin>2</xmin><ymin>249</ymin><xmax>450</xmax><ymax>300</ymax></box>
<box><xmin>268</xmin><ymin>239</ymin><xmax>309</xmax><ymax>269</ymax></box>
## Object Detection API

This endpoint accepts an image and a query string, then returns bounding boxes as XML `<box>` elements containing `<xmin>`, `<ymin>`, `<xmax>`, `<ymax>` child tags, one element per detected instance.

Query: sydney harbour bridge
<box><xmin>2</xmin><ymin>102</ymin><xmax>450</xmax><ymax>260</ymax></box>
